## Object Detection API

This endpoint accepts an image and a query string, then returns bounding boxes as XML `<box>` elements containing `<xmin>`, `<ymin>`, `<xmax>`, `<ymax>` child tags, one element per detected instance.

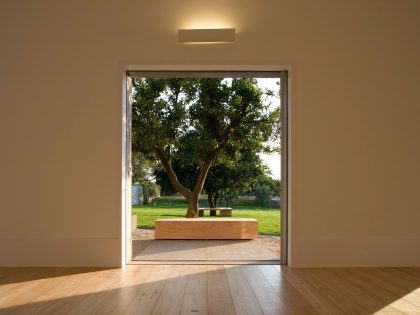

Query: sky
<box><xmin>256</xmin><ymin>78</ymin><xmax>281</xmax><ymax>180</ymax></box>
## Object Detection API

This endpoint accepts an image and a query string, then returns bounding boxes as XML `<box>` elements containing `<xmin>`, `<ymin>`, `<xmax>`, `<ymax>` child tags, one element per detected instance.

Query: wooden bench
<box><xmin>198</xmin><ymin>207</ymin><xmax>232</xmax><ymax>217</ymax></box>
<box><xmin>154</xmin><ymin>218</ymin><xmax>258</xmax><ymax>240</ymax></box>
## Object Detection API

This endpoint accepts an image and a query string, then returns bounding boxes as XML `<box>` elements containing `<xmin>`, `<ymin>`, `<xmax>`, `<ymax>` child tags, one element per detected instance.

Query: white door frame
<box><xmin>122</xmin><ymin>65</ymin><xmax>292</xmax><ymax>265</ymax></box>
<box><xmin>122</xmin><ymin>74</ymin><xmax>133</xmax><ymax>265</ymax></box>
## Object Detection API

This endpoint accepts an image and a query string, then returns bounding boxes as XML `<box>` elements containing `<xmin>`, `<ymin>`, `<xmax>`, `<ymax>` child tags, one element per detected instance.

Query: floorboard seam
<box><xmin>239</xmin><ymin>266</ymin><xmax>265</xmax><ymax>314</ymax></box>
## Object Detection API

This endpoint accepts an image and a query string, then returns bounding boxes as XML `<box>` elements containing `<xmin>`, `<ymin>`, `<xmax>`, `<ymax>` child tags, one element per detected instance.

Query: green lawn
<box><xmin>132</xmin><ymin>196</ymin><xmax>280</xmax><ymax>235</ymax></box>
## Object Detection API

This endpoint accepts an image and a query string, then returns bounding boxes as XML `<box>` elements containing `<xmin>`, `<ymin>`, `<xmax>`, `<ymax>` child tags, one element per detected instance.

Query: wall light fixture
<box><xmin>178</xmin><ymin>28</ymin><xmax>235</xmax><ymax>43</ymax></box>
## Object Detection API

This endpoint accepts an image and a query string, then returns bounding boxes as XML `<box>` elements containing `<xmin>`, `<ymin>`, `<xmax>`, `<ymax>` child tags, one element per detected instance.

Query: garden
<box><xmin>132</xmin><ymin>195</ymin><xmax>280</xmax><ymax>236</ymax></box>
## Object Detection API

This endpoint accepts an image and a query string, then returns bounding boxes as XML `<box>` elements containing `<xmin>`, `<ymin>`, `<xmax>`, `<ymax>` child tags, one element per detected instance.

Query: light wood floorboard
<box><xmin>207</xmin><ymin>265</ymin><xmax>236</xmax><ymax>315</ymax></box>
<box><xmin>0</xmin><ymin>266</ymin><xmax>419</xmax><ymax>314</ymax></box>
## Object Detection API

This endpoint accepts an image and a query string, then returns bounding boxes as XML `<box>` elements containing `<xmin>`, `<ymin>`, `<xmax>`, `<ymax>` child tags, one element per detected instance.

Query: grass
<box><xmin>132</xmin><ymin>196</ymin><xmax>280</xmax><ymax>235</ymax></box>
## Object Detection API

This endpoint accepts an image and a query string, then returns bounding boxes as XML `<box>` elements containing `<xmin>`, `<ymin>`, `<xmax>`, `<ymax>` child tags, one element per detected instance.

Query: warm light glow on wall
<box><xmin>178</xmin><ymin>12</ymin><xmax>236</xmax><ymax>43</ymax></box>
<box><xmin>178</xmin><ymin>28</ymin><xmax>235</xmax><ymax>43</ymax></box>
<box><xmin>180</xmin><ymin>14</ymin><xmax>234</xmax><ymax>30</ymax></box>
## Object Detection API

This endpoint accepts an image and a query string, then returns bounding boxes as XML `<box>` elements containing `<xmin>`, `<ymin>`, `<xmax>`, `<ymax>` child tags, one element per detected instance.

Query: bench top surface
<box><xmin>199</xmin><ymin>207</ymin><xmax>232</xmax><ymax>210</ymax></box>
<box><xmin>155</xmin><ymin>218</ymin><xmax>257</xmax><ymax>222</ymax></box>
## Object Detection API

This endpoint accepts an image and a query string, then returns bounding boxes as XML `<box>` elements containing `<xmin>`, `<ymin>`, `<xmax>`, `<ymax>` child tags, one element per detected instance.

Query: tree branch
<box><xmin>155</xmin><ymin>149</ymin><xmax>191</xmax><ymax>199</ymax></box>
<box><xmin>192</xmin><ymin>146</ymin><xmax>222</xmax><ymax>196</ymax></box>
<box><xmin>192</xmin><ymin>99</ymin><xmax>251</xmax><ymax>197</ymax></box>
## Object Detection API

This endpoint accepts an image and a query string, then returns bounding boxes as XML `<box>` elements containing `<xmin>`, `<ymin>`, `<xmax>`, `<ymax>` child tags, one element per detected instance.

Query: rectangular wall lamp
<box><xmin>178</xmin><ymin>28</ymin><xmax>235</xmax><ymax>43</ymax></box>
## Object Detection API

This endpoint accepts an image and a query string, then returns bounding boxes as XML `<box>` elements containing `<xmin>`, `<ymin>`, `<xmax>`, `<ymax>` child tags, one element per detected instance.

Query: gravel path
<box><xmin>132</xmin><ymin>229</ymin><xmax>280</xmax><ymax>257</ymax></box>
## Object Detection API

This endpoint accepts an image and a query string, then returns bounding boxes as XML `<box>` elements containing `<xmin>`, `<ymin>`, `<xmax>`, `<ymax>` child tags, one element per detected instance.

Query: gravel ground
<box><xmin>132</xmin><ymin>228</ymin><xmax>280</xmax><ymax>257</ymax></box>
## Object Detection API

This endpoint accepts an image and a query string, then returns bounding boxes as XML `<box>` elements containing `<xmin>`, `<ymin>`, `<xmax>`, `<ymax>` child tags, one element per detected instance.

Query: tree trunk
<box><xmin>208</xmin><ymin>193</ymin><xmax>216</xmax><ymax>216</ymax></box>
<box><xmin>187</xmin><ymin>155</ymin><xmax>218</xmax><ymax>218</ymax></box>
<box><xmin>155</xmin><ymin>148</ymin><xmax>221</xmax><ymax>218</ymax></box>
<box><xmin>186</xmin><ymin>193</ymin><xmax>199</xmax><ymax>218</ymax></box>
<box><xmin>208</xmin><ymin>194</ymin><xmax>215</xmax><ymax>208</ymax></box>
<box><xmin>208</xmin><ymin>193</ymin><xmax>219</xmax><ymax>216</ymax></box>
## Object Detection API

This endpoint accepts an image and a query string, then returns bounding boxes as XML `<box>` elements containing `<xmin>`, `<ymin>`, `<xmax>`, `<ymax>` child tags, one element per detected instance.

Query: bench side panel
<box><xmin>155</xmin><ymin>220</ymin><xmax>258</xmax><ymax>240</ymax></box>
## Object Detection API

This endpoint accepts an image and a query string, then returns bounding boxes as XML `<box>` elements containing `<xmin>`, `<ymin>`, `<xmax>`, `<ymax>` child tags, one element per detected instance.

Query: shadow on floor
<box><xmin>132</xmin><ymin>239</ymin><xmax>280</xmax><ymax>261</ymax></box>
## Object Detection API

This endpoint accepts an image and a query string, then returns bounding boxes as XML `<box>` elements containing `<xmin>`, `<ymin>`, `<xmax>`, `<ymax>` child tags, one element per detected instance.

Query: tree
<box><xmin>155</xmin><ymin>146</ymin><xmax>267</xmax><ymax>214</ymax></box>
<box><xmin>255</xmin><ymin>175</ymin><xmax>280</xmax><ymax>197</ymax></box>
<box><xmin>255</xmin><ymin>183</ymin><xmax>273</xmax><ymax>207</ymax></box>
<box><xmin>142</xmin><ymin>182</ymin><xmax>160</xmax><ymax>206</ymax></box>
<box><xmin>132</xmin><ymin>78</ymin><xmax>279</xmax><ymax>218</ymax></box>
<box><xmin>132</xmin><ymin>151</ymin><xmax>156</xmax><ymax>184</ymax></box>
<box><xmin>132</xmin><ymin>150</ymin><xmax>161</xmax><ymax>206</ymax></box>
<box><xmin>253</xmin><ymin>174</ymin><xmax>280</xmax><ymax>207</ymax></box>
<box><xmin>204</xmin><ymin>147</ymin><xmax>266</xmax><ymax>209</ymax></box>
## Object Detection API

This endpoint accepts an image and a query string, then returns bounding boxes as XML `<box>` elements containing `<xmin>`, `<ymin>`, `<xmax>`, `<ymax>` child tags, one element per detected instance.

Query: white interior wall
<box><xmin>0</xmin><ymin>0</ymin><xmax>419</xmax><ymax>267</ymax></box>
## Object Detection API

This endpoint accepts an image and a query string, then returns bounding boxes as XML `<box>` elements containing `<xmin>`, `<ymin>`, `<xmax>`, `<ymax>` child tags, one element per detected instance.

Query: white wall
<box><xmin>0</xmin><ymin>0</ymin><xmax>419</xmax><ymax>267</ymax></box>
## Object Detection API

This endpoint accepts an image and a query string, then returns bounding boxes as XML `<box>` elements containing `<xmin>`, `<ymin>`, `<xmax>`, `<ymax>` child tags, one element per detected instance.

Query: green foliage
<box><xmin>253</xmin><ymin>173</ymin><xmax>280</xmax><ymax>208</ymax></box>
<box><xmin>142</xmin><ymin>182</ymin><xmax>160</xmax><ymax>206</ymax></box>
<box><xmin>256</xmin><ymin>176</ymin><xmax>280</xmax><ymax>196</ymax></box>
<box><xmin>205</xmin><ymin>147</ymin><xmax>266</xmax><ymax>207</ymax></box>
<box><xmin>131</xmin><ymin>78</ymin><xmax>191</xmax><ymax>160</ymax></box>
<box><xmin>255</xmin><ymin>183</ymin><xmax>273</xmax><ymax>207</ymax></box>
<box><xmin>132</xmin><ymin>151</ymin><xmax>156</xmax><ymax>184</ymax></box>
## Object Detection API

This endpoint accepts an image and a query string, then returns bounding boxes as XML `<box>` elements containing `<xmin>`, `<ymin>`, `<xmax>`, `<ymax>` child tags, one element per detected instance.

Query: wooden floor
<box><xmin>0</xmin><ymin>265</ymin><xmax>419</xmax><ymax>314</ymax></box>
<box><xmin>132</xmin><ymin>240</ymin><xmax>279</xmax><ymax>262</ymax></box>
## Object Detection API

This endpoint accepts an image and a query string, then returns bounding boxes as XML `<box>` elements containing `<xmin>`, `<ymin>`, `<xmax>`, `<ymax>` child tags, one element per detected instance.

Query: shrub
<box><xmin>255</xmin><ymin>183</ymin><xmax>272</xmax><ymax>207</ymax></box>
<box><xmin>142</xmin><ymin>182</ymin><xmax>160</xmax><ymax>206</ymax></box>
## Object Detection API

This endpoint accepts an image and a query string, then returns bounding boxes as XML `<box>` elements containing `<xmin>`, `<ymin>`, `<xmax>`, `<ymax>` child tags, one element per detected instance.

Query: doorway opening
<box><xmin>124</xmin><ymin>71</ymin><xmax>288</xmax><ymax>264</ymax></box>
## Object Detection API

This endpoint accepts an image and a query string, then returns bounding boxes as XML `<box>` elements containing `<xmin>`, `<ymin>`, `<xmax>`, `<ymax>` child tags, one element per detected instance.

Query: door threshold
<box><xmin>128</xmin><ymin>260</ymin><xmax>280</xmax><ymax>265</ymax></box>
